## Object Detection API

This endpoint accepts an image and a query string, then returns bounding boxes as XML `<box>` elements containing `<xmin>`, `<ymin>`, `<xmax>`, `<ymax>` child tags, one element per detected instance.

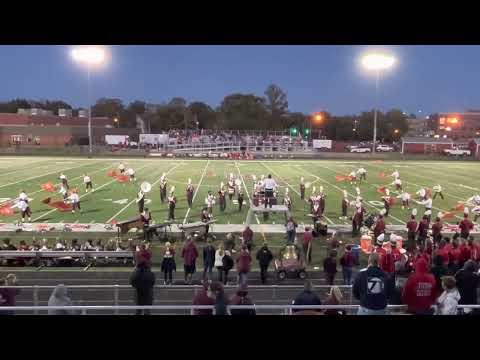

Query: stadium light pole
<box><xmin>361</xmin><ymin>53</ymin><xmax>395</xmax><ymax>154</ymax></box>
<box><xmin>71</xmin><ymin>46</ymin><xmax>106</xmax><ymax>156</ymax></box>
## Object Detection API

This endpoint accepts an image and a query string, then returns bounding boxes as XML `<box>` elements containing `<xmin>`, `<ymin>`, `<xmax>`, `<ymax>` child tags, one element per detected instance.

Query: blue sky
<box><xmin>0</xmin><ymin>45</ymin><xmax>479</xmax><ymax>116</ymax></box>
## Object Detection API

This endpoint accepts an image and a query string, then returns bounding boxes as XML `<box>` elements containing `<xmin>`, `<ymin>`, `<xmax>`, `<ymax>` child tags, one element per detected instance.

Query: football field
<box><xmin>0</xmin><ymin>156</ymin><xmax>479</xmax><ymax>226</ymax></box>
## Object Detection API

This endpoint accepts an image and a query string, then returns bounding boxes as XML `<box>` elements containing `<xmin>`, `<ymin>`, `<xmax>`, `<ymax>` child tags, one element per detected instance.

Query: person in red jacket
<box><xmin>448</xmin><ymin>239</ymin><xmax>462</xmax><ymax>275</ymax></box>
<box><xmin>181</xmin><ymin>236</ymin><xmax>199</xmax><ymax>284</ymax></box>
<box><xmin>436</xmin><ymin>239</ymin><xmax>450</xmax><ymax>266</ymax></box>
<box><xmin>340</xmin><ymin>245</ymin><xmax>356</xmax><ymax>285</ymax></box>
<box><xmin>406</xmin><ymin>213</ymin><xmax>418</xmax><ymax>252</ymax></box>
<box><xmin>416</xmin><ymin>215</ymin><xmax>429</xmax><ymax>246</ymax></box>
<box><xmin>413</xmin><ymin>244</ymin><xmax>431</xmax><ymax>269</ymax></box>
<box><xmin>459</xmin><ymin>238</ymin><xmax>472</xmax><ymax>268</ymax></box>
<box><xmin>402</xmin><ymin>258</ymin><xmax>437</xmax><ymax>315</ymax></box>
<box><xmin>459</xmin><ymin>211</ymin><xmax>474</xmax><ymax>240</ymax></box>
<box><xmin>192</xmin><ymin>281</ymin><xmax>215</xmax><ymax>315</ymax></box>
<box><xmin>468</xmin><ymin>237</ymin><xmax>480</xmax><ymax>263</ymax></box>
<box><xmin>373</xmin><ymin>215</ymin><xmax>386</xmax><ymax>240</ymax></box>
<box><xmin>431</xmin><ymin>217</ymin><xmax>443</xmax><ymax>245</ymax></box>
<box><xmin>236</xmin><ymin>246</ymin><xmax>252</xmax><ymax>285</ymax></box>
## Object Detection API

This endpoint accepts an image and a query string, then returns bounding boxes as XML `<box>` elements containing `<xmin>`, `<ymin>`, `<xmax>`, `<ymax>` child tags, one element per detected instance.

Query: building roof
<box><xmin>402</xmin><ymin>137</ymin><xmax>453</xmax><ymax>144</ymax></box>
<box><xmin>0</xmin><ymin>113</ymin><xmax>113</xmax><ymax>127</ymax></box>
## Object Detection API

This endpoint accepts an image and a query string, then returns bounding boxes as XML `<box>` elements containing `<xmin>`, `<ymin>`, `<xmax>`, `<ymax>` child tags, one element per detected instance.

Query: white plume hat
<box><xmin>412</xmin><ymin>208</ymin><xmax>418</xmax><ymax>216</ymax></box>
<box><xmin>170</xmin><ymin>186</ymin><xmax>175</xmax><ymax>194</ymax></box>
<box><xmin>188</xmin><ymin>178</ymin><xmax>192</xmax><ymax>185</ymax></box>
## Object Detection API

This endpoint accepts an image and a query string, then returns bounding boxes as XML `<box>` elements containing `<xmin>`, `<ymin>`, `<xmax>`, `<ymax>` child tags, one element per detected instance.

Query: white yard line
<box><xmin>261</xmin><ymin>162</ymin><xmax>334</xmax><ymax>225</ymax></box>
<box><xmin>299</xmin><ymin>165</ymin><xmax>406</xmax><ymax>225</ymax></box>
<box><xmin>234</xmin><ymin>161</ymin><xmax>260</xmax><ymax>225</ymax></box>
<box><xmin>183</xmin><ymin>160</ymin><xmax>210</xmax><ymax>224</ymax></box>
<box><xmin>106</xmin><ymin>163</ymin><xmax>181</xmax><ymax>223</ymax></box>
<box><xmin>0</xmin><ymin>161</ymin><xmax>98</xmax><ymax>189</ymax></box>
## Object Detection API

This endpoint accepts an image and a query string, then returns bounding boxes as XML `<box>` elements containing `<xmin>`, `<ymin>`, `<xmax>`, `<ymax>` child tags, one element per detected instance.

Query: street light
<box><xmin>114</xmin><ymin>118</ymin><xmax>119</xmax><ymax>128</ymax></box>
<box><xmin>361</xmin><ymin>53</ymin><xmax>395</xmax><ymax>154</ymax></box>
<box><xmin>71</xmin><ymin>46</ymin><xmax>107</xmax><ymax>156</ymax></box>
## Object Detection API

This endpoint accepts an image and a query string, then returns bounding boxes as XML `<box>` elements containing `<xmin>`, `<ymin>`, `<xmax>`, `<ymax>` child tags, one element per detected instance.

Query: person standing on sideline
<box><xmin>303</xmin><ymin>226</ymin><xmax>313</xmax><ymax>265</ymax></box>
<box><xmin>214</xmin><ymin>243</ymin><xmax>225</xmax><ymax>283</ymax></box>
<box><xmin>210</xmin><ymin>281</ymin><xmax>229</xmax><ymax>315</ymax></box>
<box><xmin>160</xmin><ymin>242</ymin><xmax>176</xmax><ymax>285</ymax></box>
<box><xmin>256</xmin><ymin>242</ymin><xmax>273</xmax><ymax>285</ymax></box>
<box><xmin>229</xmin><ymin>284</ymin><xmax>256</xmax><ymax>316</ymax></box>
<box><xmin>0</xmin><ymin>274</ymin><xmax>20</xmax><ymax>315</ymax></box>
<box><xmin>455</xmin><ymin>260</ymin><xmax>480</xmax><ymax>314</ymax></box>
<box><xmin>241</xmin><ymin>225</ymin><xmax>254</xmax><ymax>252</ymax></box>
<box><xmin>192</xmin><ymin>281</ymin><xmax>215</xmax><ymax>315</ymax></box>
<box><xmin>323</xmin><ymin>250</ymin><xmax>338</xmax><ymax>286</ymax></box>
<box><xmin>203</xmin><ymin>239</ymin><xmax>216</xmax><ymax>281</ymax></box>
<box><xmin>222</xmin><ymin>250</ymin><xmax>234</xmax><ymax>285</ymax></box>
<box><xmin>353</xmin><ymin>253</ymin><xmax>394</xmax><ymax>315</ymax></box>
<box><xmin>181</xmin><ymin>236</ymin><xmax>199</xmax><ymax>285</ymax></box>
<box><xmin>285</xmin><ymin>216</ymin><xmax>298</xmax><ymax>244</ymax></box>
<box><xmin>435</xmin><ymin>276</ymin><xmax>461</xmax><ymax>315</ymax></box>
<box><xmin>236</xmin><ymin>246</ymin><xmax>252</xmax><ymax>285</ymax></box>
<box><xmin>129</xmin><ymin>261</ymin><xmax>156</xmax><ymax>315</ymax></box>
<box><xmin>340</xmin><ymin>245</ymin><xmax>356</xmax><ymax>285</ymax></box>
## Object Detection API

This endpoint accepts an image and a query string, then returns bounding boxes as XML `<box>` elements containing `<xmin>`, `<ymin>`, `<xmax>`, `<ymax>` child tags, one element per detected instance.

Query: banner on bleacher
<box><xmin>105</xmin><ymin>135</ymin><xmax>129</xmax><ymax>145</ymax></box>
<box><xmin>139</xmin><ymin>134</ymin><xmax>169</xmax><ymax>145</ymax></box>
<box><xmin>313</xmin><ymin>139</ymin><xmax>332</xmax><ymax>149</ymax></box>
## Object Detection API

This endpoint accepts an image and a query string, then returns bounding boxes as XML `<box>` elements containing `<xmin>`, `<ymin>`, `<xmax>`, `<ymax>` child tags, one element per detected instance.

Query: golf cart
<box><xmin>274</xmin><ymin>244</ymin><xmax>307</xmax><ymax>281</ymax></box>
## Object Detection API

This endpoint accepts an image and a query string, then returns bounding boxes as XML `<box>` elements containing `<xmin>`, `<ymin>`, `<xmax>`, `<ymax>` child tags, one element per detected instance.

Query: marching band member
<box><xmin>118</xmin><ymin>163</ymin><xmax>126</xmax><ymax>174</ymax></box>
<box><xmin>205</xmin><ymin>191</ymin><xmax>215</xmax><ymax>214</ymax></box>
<box><xmin>459</xmin><ymin>208</ymin><xmax>474</xmax><ymax>240</ymax></box>
<box><xmin>300</xmin><ymin>177</ymin><xmax>305</xmax><ymax>200</ymax></box>
<box><xmin>227</xmin><ymin>174</ymin><xmax>236</xmax><ymax>201</ymax></box>
<box><xmin>186</xmin><ymin>178</ymin><xmax>194</xmax><ymax>208</ymax></box>
<box><xmin>355</xmin><ymin>187</ymin><xmax>362</xmax><ymax>203</ymax></box>
<box><xmin>406</xmin><ymin>209</ymin><xmax>418</xmax><ymax>251</ymax></box>
<box><xmin>416</xmin><ymin>196</ymin><xmax>432</xmax><ymax>222</ymax></box>
<box><xmin>141</xmin><ymin>207</ymin><xmax>152</xmax><ymax>226</ymax></box>
<box><xmin>397</xmin><ymin>191</ymin><xmax>411</xmax><ymax>210</ymax></box>
<box><xmin>416</xmin><ymin>187</ymin><xmax>428</xmax><ymax>201</ymax></box>
<box><xmin>14</xmin><ymin>198</ymin><xmax>31</xmax><ymax>223</ymax></box>
<box><xmin>83</xmin><ymin>173</ymin><xmax>93</xmax><ymax>192</ymax></box>
<box><xmin>352</xmin><ymin>201</ymin><xmax>366</xmax><ymax>236</ymax></box>
<box><xmin>373</xmin><ymin>211</ymin><xmax>386</xmax><ymax>239</ymax></box>
<box><xmin>312</xmin><ymin>199</ymin><xmax>322</xmax><ymax>223</ymax></box>
<box><xmin>308</xmin><ymin>186</ymin><xmax>316</xmax><ymax>213</ymax></box>
<box><xmin>218</xmin><ymin>182</ymin><xmax>227</xmax><ymax>212</ymax></box>
<box><xmin>467</xmin><ymin>194</ymin><xmax>480</xmax><ymax>207</ymax></box>
<box><xmin>392</xmin><ymin>177</ymin><xmax>402</xmax><ymax>192</ymax></box>
<box><xmin>59</xmin><ymin>184</ymin><xmax>68</xmax><ymax>203</ymax></box>
<box><xmin>381</xmin><ymin>189</ymin><xmax>391</xmax><ymax>217</ymax></box>
<box><xmin>318</xmin><ymin>186</ymin><xmax>326</xmax><ymax>215</ymax></box>
<box><xmin>283</xmin><ymin>188</ymin><xmax>292</xmax><ymax>211</ymax></box>
<box><xmin>136</xmin><ymin>189</ymin><xmax>145</xmax><ymax>214</ymax></box>
<box><xmin>69</xmin><ymin>189</ymin><xmax>81</xmax><ymax>214</ymax></box>
<box><xmin>159</xmin><ymin>173</ymin><xmax>167</xmax><ymax>203</ymax></box>
<box><xmin>201</xmin><ymin>207</ymin><xmax>212</xmax><ymax>236</ymax></box>
<box><xmin>341</xmin><ymin>190</ymin><xmax>349</xmax><ymax>220</ymax></box>
<box><xmin>264</xmin><ymin>174</ymin><xmax>277</xmax><ymax>209</ymax></box>
<box><xmin>59</xmin><ymin>173</ymin><xmax>69</xmax><ymax>190</ymax></box>
<box><xmin>432</xmin><ymin>184</ymin><xmax>444</xmax><ymax>200</ymax></box>
<box><xmin>391</xmin><ymin>169</ymin><xmax>400</xmax><ymax>179</ymax></box>
<box><xmin>127</xmin><ymin>168</ymin><xmax>136</xmax><ymax>182</ymax></box>
<box><xmin>168</xmin><ymin>186</ymin><xmax>176</xmax><ymax>220</ymax></box>
<box><xmin>431</xmin><ymin>215</ymin><xmax>443</xmax><ymax>244</ymax></box>
<box><xmin>19</xmin><ymin>190</ymin><xmax>28</xmax><ymax>203</ymax></box>
<box><xmin>237</xmin><ymin>185</ymin><xmax>244</xmax><ymax>212</ymax></box>
<box><xmin>356</xmin><ymin>167</ymin><xmax>367</xmax><ymax>181</ymax></box>
<box><xmin>349</xmin><ymin>170</ymin><xmax>357</xmax><ymax>185</ymax></box>
<box><xmin>473</xmin><ymin>206</ymin><xmax>480</xmax><ymax>222</ymax></box>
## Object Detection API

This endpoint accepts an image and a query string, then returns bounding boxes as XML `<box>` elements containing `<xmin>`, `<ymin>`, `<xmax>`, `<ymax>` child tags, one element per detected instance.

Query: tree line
<box><xmin>0</xmin><ymin>84</ymin><xmax>413</xmax><ymax>141</ymax></box>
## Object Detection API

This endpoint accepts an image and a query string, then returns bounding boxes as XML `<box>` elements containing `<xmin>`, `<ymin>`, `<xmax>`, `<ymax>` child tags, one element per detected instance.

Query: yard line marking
<box><xmin>106</xmin><ymin>163</ymin><xmax>181</xmax><ymax>223</ymax></box>
<box><xmin>261</xmin><ymin>162</ymin><xmax>334</xmax><ymax>225</ymax></box>
<box><xmin>183</xmin><ymin>160</ymin><xmax>210</xmax><ymax>224</ymax></box>
<box><xmin>299</xmin><ymin>165</ymin><xmax>406</xmax><ymax>225</ymax></box>
<box><xmin>0</xmin><ymin>161</ymin><xmax>99</xmax><ymax>189</ymax></box>
<box><xmin>0</xmin><ymin>160</ymin><xmax>57</xmax><ymax>178</ymax></box>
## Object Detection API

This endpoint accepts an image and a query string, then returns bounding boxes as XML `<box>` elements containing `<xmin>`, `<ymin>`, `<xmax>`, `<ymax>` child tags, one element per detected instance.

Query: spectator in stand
<box><xmin>241</xmin><ymin>226</ymin><xmax>254</xmax><ymax>252</ymax></box>
<box><xmin>2</xmin><ymin>238</ymin><xmax>17</xmax><ymax>266</ymax></box>
<box><xmin>161</xmin><ymin>242</ymin><xmax>176</xmax><ymax>285</ymax></box>
<box><xmin>303</xmin><ymin>226</ymin><xmax>313</xmax><ymax>265</ymax></box>
<box><xmin>292</xmin><ymin>281</ymin><xmax>322</xmax><ymax>315</ymax></box>
<box><xmin>222</xmin><ymin>250</ymin><xmax>234</xmax><ymax>285</ymax></box>
<box><xmin>353</xmin><ymin>253</ymin><xmax>394</xmax><ymax>315</ymax></box>
<box><xmin>431</xmin><ymin>255</ymin><xmax>449</xmax><ymax>297</ymax></box>
<box><xmin>0</xmin><ymin>274</ymin><xmax>20</xmax><ymax>315</ymax></box>
<box><xmin>203</xmin><ymin>239</ymin><xmax>216</xmax><ymax>281</ymax></box>
<box><xmin>70</xmin><ymin>239</ymin><xmax>81</xmax><ymax>251</ymax></box>
<box><xmin>285</xmin><ymin>216</ymin><xmax>298</xmax><ymax>244</ymax></box>
<box><xmin>471</xmin><ymin>237</ymin><xmax>480</xmax><ymax>263</ymax></box>
<box><xmin>210</xmin><ymin>281</ymin><xmax>228</xmax><ymax>315</ymax></box>
<box><xmin>323</xmin><ymin>250</ymin><xmax>338</xmax><ymax>286</ymax></box>
<box><xmin>455</xmin><ymin>260</ymin><xmax>479</xmax><ymax>314</ymax></box>
<box><xmin>459</xmin><ymin>238</ymin><xmax>472</xmax><ymax>269</ymax></box>
<box><xmin>402</xmin><ymin>258</ymin><xmax>437</xmax><ymax>315</ymax></box>
<box><xmin>432</xmin><ymin>217</ymin><xmax>443</xmax><ymax>245</ymax></box>
<box><xmin>229</xmin><ymin>284</ymin><xmax>256</xmax><ymax>316</ymax></box>
<box><xmin>47</xmin><ymin>284</ymin><xmax>73</xmax><ymax>315</ymax></box>
<box><xmin>256</xmin><ymin>242</ymin><xmax>273</xmax><ymax>285</ymax></box>
<box><xmin>135</xmin><ymin>243</ymin><xmax>152</xmax><ymax>268</ymax></box>
<box><xmin>214</xmin><ymin>244</ymin><xmax>225</xmax><ymax>283</ymax></box>
<box><xmin>192</xmin><ymin>281</ymin><xmax>215</xmax><ymax>315</ymax></box>
<box><xmin>340</xmin><ymin>245</ymin><xmax>356</xmax><ymax>285</ymax></box>
<box><xmin>435</xmin><ymin>276</ymin><xmax>461</xmax><ymax>315</ymax></box>
<box><xmin>129</xmin><ymin>261</ymin><xmax>156</xmax><ymax>315</ymax></box>
<box><xmin>17</xmin><ymin>240</ymin><xmax>31</xmax><ymax>267</ymax></box>
<box><xmin>323</xmin><ymin>286</ymin><xmax>346</xmax><ymax>316</ymax></box>
<box><xmin>436</xmin><ymin>239</ymin><xmax>450</xmax><ymax>267</ymax></box>
<box><xmin>459</xmin><ymin>210</ymin><xmax>474</xmax><ymax>240</ymax></box>
<box><xmin>181</xmin><ymin>236</ymin><xmax>199</xmax><ymax>285</ymax></box>
<box><xmin>236</xmin><ymin>246</ymin><xmax>252</xmax><ymax>285</ymax></box>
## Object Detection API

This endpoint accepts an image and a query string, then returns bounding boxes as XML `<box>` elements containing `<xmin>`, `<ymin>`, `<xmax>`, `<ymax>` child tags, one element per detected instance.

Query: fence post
<box><xmin>114</xmin><ymin>285</ymin><xmax>119</xmax><ymax>315</ymax></box>
<box><xmin>33</xmin><ymin>286</ymin><xmax>39</xmax><ymax>315</ymax></box>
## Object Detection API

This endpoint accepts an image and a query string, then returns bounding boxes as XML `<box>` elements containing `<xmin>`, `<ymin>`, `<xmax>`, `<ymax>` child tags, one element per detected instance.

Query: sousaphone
<box><xmin>141</xmin><ymin>182</ymin><xmax>152</xmax><ymax>193</ymax></box>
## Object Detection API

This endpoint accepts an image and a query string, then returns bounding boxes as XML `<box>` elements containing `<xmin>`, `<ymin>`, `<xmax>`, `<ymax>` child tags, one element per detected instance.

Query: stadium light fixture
<box><xmin>71</xmin><ymin>46</ymin><xmax>107</xmax><ymax>156</ymax></box>
<box><xmin>394</xmin><ymin>129</ymin><xmax>399</xmax><ymax>134</ymax></box>
<box><xmin>446</xmin><ymin>127</ymin><xmax>452</xmax><ymax>132</ymax></box>
<box><xmin>361</xmin><ymin>52</ymin><xmax>395</xmax><ymax>154</ymax></box>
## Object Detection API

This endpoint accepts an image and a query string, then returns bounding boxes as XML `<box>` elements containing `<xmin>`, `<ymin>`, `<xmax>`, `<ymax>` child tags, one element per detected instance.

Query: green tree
<box><xmin>218</xmin><ymin>94</ymin><xmax>268</xmax><ymax>129</ymax></box>
<box><xmin>187</xmin><ymin>101</ymin><xmax>217</xmax><ymax>129</ymax></box>
<box><xmin>0</xmin><ymin>98</ymin><xmax>32</xmax><ymax>113</ymax></box>
<box><xmin>264</xmin><ymin>84</ymin><xmax>289</xmax><ymax>129</ymax></box>
<box><xmin>91</xmin><ymin>98</ymin><xmax>125</xmax><ymax>118</ymax></box>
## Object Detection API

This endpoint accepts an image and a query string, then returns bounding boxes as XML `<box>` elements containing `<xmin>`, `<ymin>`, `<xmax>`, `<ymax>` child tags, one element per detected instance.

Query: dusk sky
<box><xmin>1</xmin><ymin>45</ymin><xmax>479</xmax><ymax>116</ymax></box>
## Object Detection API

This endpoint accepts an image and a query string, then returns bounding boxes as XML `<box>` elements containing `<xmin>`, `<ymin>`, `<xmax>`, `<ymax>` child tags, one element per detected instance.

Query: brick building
<box><xmin>0</xmin><ymin>113</ymin><xmax>139</xmax><ymax>147</ymax></box>
<box><xmin>401</xmin><ymin>137</ymin><xmax>454</xmax><ymax>154</ymax></box>
<box><xmin>436</xmin><ymin>111</ymin><xmax>480</xmax><ymax>140</ymax></box>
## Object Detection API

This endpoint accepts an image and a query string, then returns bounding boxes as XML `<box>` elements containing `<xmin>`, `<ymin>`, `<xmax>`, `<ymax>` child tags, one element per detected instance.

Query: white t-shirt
<box><xmin>70</xmin><ymin>193</ymin><xmax>79</xmax><ymax>203</ymax></box>
<box><xmin>84</xmin><ymin>176</ymin><xmax>91</xmax><ymax>183</ymax></box>
<box><xmin>264</xmin><ymin>178</ymin><xmax>277</xmax><ymax>190</ymax></box>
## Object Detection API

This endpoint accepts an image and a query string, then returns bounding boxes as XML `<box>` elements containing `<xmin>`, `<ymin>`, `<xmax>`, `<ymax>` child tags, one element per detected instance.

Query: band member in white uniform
<box><xmin>59</xmin><ymin>184</ymin><xmax>68</xmax><ymax>202</ymax></box>
<box><xmin>168</xmin><ymin>186</ymin><xmax>176</xmax><ymax>220</ymax></box>
<box><xmin>15</xmin><ymin>199</ymin><xmax>31</xmax><ymax>222</ymax></box>
<box><xmin>432</xmin><ymin>184</ymin><xmax>444</xmax><ymax>200</ymax></box>
<box><xmin>19</xmin><ymin>190</ymin><xmax>28</xmax><ymax>203</ymax></box>
<box><xmin>159</xmin><ymin>173</ymin><xmax>167</xmax><ymax>203</ymax></box>
<box><xmin>227</xmin><ymin>174</ymin><xmax>236</xmax><ymax>201</ymax></box>
<box><xmin>416</xmin><ymin>196</ymin><xmax>432</xmax><ymax>222</ymax></box>
<box><xmin>205</xmin><ymin>191</ymin><xmax>215</xmax><ymax>214</ymax></box>
<box><xmin>83</xmin><ymin>174</ymin><xmax>93</xmax><ymax>192</ymax></box>
<box><xmin>264</xmin><ymin>174</ymin><xmax>277</xmax><ymax>209</ymax></box>
<box><xmin>357</xmin><ymin>168</ymin><xmax>367</xmax><ymax>181</ymax></box>
<box><xmin>127</xmin><ymin>168</ymin><xmax>136</xmax><ymax>182</ymax></box>
<box><xmin>392</xmin><ymin>177</ymin><xmax>402</xmax><ymax>191</ymax></box>
<box><xmin>118</xmin><ymin>163</ymin><xmax>126</xmax><ymax>174</ymax></box>
<box><xmin>416</xmin><ymin>187</ymin><xmax>428</xmax><ymax>201</ymax></box>
<box><xmin>391</xmin><ymin>169</ymin><xmax>400</xmax><ymax>180</ymax></box>
<box><xmin>397</xmin><ymin>191</ymin><xmax>411</xmax><ymax>210</ymax></box>
<box><xmin>69</xmin><ymin>190</ymin><xmax>81</xmax><ymax>214</ymax></box>
<box><xmin>136</xmin><ymin>189</ymin><xmax>145</xmax><ymax>214</ymax></box>
<box><xmin>59</xmin><ymin>173</ymin><xmax>69</xmax><ymax>190</ymax></box>
<box><xmin>349</xmin><ymin>170</ymin><xmax>357</xmax><ymax>185</ymax></box>
<box><xmin>283</xmin><ymin>188</ymin><xmax>292</xmax><ymax>210</ymax></box>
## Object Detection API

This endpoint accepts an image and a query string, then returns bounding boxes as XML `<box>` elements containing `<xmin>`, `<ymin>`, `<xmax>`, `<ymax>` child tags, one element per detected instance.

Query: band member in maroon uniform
<box><xmin>382</xmin><ymin>190</ymin><xmax>391</xmax><ymax>217</ymax></box>
<box><xmin>136</xmin><ymin>189</ymin><xmax>145</xmax><ymax>214</ymax></box>
<box><xmin>300</xmin><ymin>177</ymin><xmax>306</xmax><ymax>200</ymax></box>
<box><xmin>218</xmin><ymin>182</ymin><xmax>227</xmax><ymax>212</ymax></box>
<box><xmin>341</xmin><ymin>190</ymin><xmax>349</xmax><ymax>220</ymax></box>
<box><xmin>416</xmin><ymin>215</ymin><xmax>429</xmax><ymax>246</ymax></box>
<box><xmin>237</xmin><ymin>186</ymin><xmax>244</xmax><ymax>212</ymax></box>
<box><xmin>186</xmin><ymin>178</ymin><xmax>194</xmax><ymax>209</ymax></box>
<box><xmin>141</xmin><ymin>208</ymin><xmax>152</xmax><ymax>227</ymax></box>
<box><xmin>352</xmin><ymin>202</ymin><xmax>365</xmax><ymax>236</ymax></box>
<box><xmin>319</xmin><ymin>186</ymin><xmax>326</xmax><ymax>215</ymax></box>
<box><xmin>283</xmin><ymin>188</ymin><xmax>292</xmax><ymax>211</ymax></box>
<box><xmin>159</xmin><ymin>173</ymin><xmax>167</xmax><ymax>203</ymax></box>
<box><xmin>431</xmin><ymin>216</ymin><xmax>443</xmax><ymax>244</ymax></box>
<box><xmin>406</xmin><ymin>210</ymin><xmax>418</xmax><ymax>251</ymax></box>
<box><xmin>373</xmin><ymin>213</ymin><xmax>386</xmax><ymax>240</ymax></box>
<box><xmin>201</xmin><ymin>208</ymin><xmax>212</xmax><ymax>238</ymax></box>
<box><xmin>459</xmin><ymin>208</ymin><xmax>474</xmax><ymax>240</ymax></box>
<box><xmin>205</xmin><ymin>191</ymin><xmax>215</xmax><ymax>214</ymax></box>
<box><xmin>312</xmin><ymin>201</ymin><xmax>322</xmax><ymax>224</ymax></box>
<box><xmin>168</xmin><ymin>187</ymin><xmax>176</xmax><ymax>220</ymax></box>
<box><xmin>59</xmin><ymin>173</ymin><xmax>69</xmax><ymax>190</ymax></box>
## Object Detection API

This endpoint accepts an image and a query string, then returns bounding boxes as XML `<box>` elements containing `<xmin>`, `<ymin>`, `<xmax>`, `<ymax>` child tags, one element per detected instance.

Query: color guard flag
<box><xmin>377</xmin><ymin>186</ymin><xmax>387</xmax><ymax>194</ymax></box>
<box><xmin>116</xmin><ymin>175</ymin><xmax>129</xmax><ymax>183</ymax></box>
<box><xmin>110</xmin><ymin>220</ymin><xmax>118</xmax><ymax>225</ymax></box>
<box><xmin>373</xmin><ymin>160</ymin><xmax>384</xmax><ymax>164</ymax></box>
<box><xmin>41</xmin><ymin>182</ymin><xmax>57</xmax><ymax>192</ymax></box>
<box><xmin>453</xmin><ymin>202</ymin><xmax>465</xmax><ymax>212</ymax></box>
<box><xmin>107</xmin><ymin>170</ymin><xmax>118</xmax><ymax>177</ymax></box>
<box><xmin>440</xmin><ymin>212</ymin><xmax>455</xmax><ymax>219</ymax></box>
<box><xmin>335</xmin><ymin>175</ymin><xmax>353</xmax><ymax>182</ymax></box>
<box><xmin>0</xmin><ymin>206</ymin><xmax>15</xmax><ymax>216</ymax></box>
<box><xmin>378</xmin><ymin>172</ymin><xmax>386</xmax><ymax>179</ymax></box>
<box><xmin>48</xmin><ymin>201</ymin><xmax>72</xmax><ymax>212</ymax></box>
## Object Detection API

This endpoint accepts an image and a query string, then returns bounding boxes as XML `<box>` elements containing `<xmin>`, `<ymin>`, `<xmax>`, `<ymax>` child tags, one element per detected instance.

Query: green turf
<box><xmin>0</xmin><ymin>157</ymin><xmax>479</xmax><ymax>227</ymax></box>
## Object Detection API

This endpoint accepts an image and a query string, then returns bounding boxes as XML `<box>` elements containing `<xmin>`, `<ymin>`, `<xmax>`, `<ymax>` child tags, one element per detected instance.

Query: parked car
<box><xmin>350</xmin><ymin>146</ymin><xmax>371</xmax><ymax>153</ymax></box>
<box><xmin>443</xmin><ymin>148</ymin><xmax>471</xmax><ymax>156</ymax></box>
<box><xmin>376</xmin><ymin>144</ymin><xmax>395</xmax><ymax>152</ymax></box>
